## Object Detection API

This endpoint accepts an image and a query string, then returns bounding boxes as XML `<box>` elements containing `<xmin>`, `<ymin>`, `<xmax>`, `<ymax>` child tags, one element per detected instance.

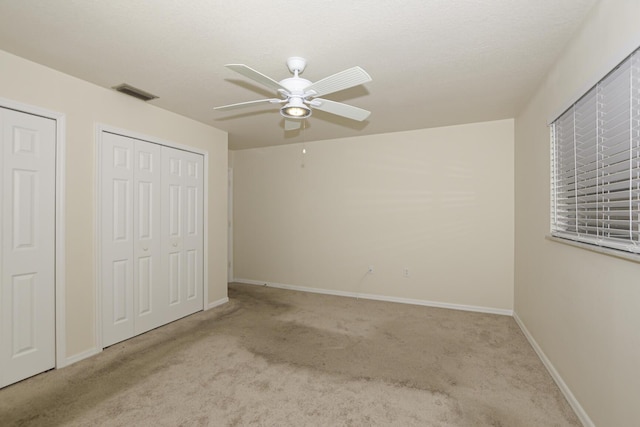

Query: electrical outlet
<box><xmin>368</xmin><ymin>265</ymin><xmax>374</xmax><ymax>274</ymax></box>
<box><xmin>403</xmin><ymin>268</ymin><xmax>410</xmax><ymax>278</ymax></box>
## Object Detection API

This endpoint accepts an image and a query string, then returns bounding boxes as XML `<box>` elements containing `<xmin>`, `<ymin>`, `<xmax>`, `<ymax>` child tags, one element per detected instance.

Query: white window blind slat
<box><xmin>551</xmin><ymin>48</ymin><xmax>640</xmax><ymax>254</ymax></box>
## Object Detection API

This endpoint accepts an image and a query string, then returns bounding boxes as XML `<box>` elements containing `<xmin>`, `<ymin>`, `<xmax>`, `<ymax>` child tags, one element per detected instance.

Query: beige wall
<box><xmin>0</xmin><ymin>50</ymin><xmax>228</xmax><ymax>358</ymax></box>
<box><xmin>514</xmin><ymin>1</ymin><xmax>640</xmax><ymax>426</ymax></box>
<box><xmin>233</xmin><ymin>119</ymin><xmax>514</xmax><ymax>311</ymax></box>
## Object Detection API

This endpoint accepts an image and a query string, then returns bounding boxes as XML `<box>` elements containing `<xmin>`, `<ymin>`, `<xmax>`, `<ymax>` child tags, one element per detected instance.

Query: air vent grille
<box><xmin>112</xmin><ymin>83</ymin><xmax>158</xmax><ymax>101</ymax></box>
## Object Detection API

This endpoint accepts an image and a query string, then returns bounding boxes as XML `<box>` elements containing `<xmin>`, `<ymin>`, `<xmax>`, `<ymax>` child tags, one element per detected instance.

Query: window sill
<box><xmin>546</xmin><ymin>235</ymin><xmax>640</xmax><ymax>264</ymax></box>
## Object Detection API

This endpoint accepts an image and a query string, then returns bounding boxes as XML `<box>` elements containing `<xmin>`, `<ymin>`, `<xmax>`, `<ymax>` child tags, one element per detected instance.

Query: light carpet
<box><xmin>0</xmin><ymin>283</ymin><xmax>580</xmax><ymax>426</ymax></box>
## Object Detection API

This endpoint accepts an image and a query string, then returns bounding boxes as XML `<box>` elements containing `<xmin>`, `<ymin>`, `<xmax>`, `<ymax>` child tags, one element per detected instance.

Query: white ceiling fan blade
<box><xmin>214</xmin><ymin>98</ymin><xmax>282</xmax><ymax>111</ymax></box>
<box><xmin>226</xmin><ymin>64</ymin><xmax>288</xmax><ymax>92</ymax></box>
<box><xmin>311</xmin><ymin>98</ymin><xmax>371</xmax><ymax>121</ymax></box>
<box><xmin>284</xmin><ymin>119</ymin><xmax>302</xmax><ymax>131</ymax></box>
<box><xmin>305</xmin><ymin>66</ymin><xmax>372</xmax><ymax>97</ymax></box>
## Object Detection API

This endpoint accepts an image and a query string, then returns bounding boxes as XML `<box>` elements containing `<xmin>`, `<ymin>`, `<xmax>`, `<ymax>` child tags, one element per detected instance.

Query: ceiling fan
<box><xmin>214</xmin><ymin>57</ymin><xmax>372</xmax><ymax>131</ymax></box>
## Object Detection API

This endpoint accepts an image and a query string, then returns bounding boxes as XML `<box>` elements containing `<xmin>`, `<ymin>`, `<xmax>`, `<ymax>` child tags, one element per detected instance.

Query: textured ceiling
<box><xmin>0</xmin><ymin>0</ymin><xmax>596</xmax><ymax>150</ymax></box>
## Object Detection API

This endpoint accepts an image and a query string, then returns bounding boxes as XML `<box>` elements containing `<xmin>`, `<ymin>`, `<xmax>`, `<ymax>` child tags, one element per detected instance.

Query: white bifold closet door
<box><xmin>0</xmin><ymin>108</ymin><xmax>56</xmax><ymax>388</ymax></box>
<box><xmin>101</xmin><ymin>132</ymin><xmax>203</xmax><ymax>348</ymax></box>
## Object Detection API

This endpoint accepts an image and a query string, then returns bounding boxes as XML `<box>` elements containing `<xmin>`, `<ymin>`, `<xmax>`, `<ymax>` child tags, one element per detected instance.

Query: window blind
<box><xmin>551</xmin><ymin>48</ymin><xmax>640</xmax><ymax>254</ymax></box>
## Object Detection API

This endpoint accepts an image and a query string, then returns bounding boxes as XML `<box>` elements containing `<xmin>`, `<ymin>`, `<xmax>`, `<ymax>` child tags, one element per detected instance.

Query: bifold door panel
<box><xmin>101</xmin><ymin>134</ymin><xmax>136</xmax><ymax>345</ymax></box>
<box><xmin>162</xmin><ymin>146</ymin><xmax>204</xmax><ymax>321</ymax></box>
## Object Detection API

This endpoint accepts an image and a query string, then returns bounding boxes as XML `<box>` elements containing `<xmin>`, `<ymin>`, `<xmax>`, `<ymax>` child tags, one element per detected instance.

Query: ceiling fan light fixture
<box><xmin>215</xmin><ymin>57</ymin><xmax>372</xmax><ymax>127</ymax></box>
<box><xmin>280</xmin><ymin>97</ymin><xmax>311</xmax><ymax>119</ymax></box>
<box><xmin>281</xmin><ymin>105</ymin><xmax>311</xmax><ymax>118</ymax></box>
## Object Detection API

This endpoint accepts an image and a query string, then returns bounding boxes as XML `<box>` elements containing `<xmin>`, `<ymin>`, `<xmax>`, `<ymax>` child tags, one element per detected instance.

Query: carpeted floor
<box><xmin>1</xmin><ymin>283</ymin><xmax>579</xmax><ymax>426</ymax></box>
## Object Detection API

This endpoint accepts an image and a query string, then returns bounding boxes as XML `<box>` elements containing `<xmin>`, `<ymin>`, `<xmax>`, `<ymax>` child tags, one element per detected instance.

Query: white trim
<box><xmin>94</xmin><ymin>125</ymin><xmax>104</xmax><ymax>351</ymax></box>
<box><xmin>0</xmin><ymin>97</ymin><xmax>67</xmax><ymax>369</ymax></box>
<box><xmin>513</xmin><ymin>312</ymin><xmax>594</xmax><ymax>427</ymax></box>
<box><xmin>96</xmin><ymin>124</ymin><xmax>210</xmax><ymax>157</ymax></box>
<box><xmin>235</xmin><ymin>279</ymin><xmax>513</xmax><ymax>316</ymax></box>
<box><xmin>227</xmin><ymin>168</ymin><xmax>233</xmax><ymax>283</ymax></box>
<box><xmin>64</xmin><ymin>347</ymin><xmax>101</xmax><ymax>367</ymax></box>
<box><xmin>54</xmin><ymin>109</ymin><xmax>67</xmax><ymax>369</ymax></box>
<box><xmin>207</xmin><ymin>297</ymin><xmax>229</xmax><ymax>310</ymax></box>
<box><xmin>94</xmin><ymin>123</ymin><xmax>210</xmax><ymax>350</ymax></box>
<box><xmin>203</xmin><ymin>151</ymin><xmax>209</xmax><ymax>309</ymax></box>
<box><xmin>546</xmin><ymin>235</ymin><xmax>640</xmax><ymax>264</ymax></box>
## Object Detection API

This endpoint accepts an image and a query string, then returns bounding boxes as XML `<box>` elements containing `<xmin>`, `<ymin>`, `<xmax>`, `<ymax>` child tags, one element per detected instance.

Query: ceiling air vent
<box><xmin>112</xmin><ymin>83</ymin><xmax>158</xmax><ymax>101</ymax></box>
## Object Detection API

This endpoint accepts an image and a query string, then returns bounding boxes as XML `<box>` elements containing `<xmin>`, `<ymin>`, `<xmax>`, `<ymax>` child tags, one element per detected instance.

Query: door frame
<box><xmin>94</xmin><ymin>124</ymin><xmax>209</xmax><ymax>350</ymax></box>
<box><xmin>0</xmin><ymin>97</ymin><xmax>67</xmax><ymax>369</ymax></box>
<box><xmin>227</xmin><ymin>168</ymin><xmax>233</xmax><ymax>283</ymax></box>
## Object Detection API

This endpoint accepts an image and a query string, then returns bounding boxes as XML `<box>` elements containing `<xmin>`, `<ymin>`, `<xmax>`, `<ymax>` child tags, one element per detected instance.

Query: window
<box><xmin>550</xmin><ymin>48</ymin><xmax>640</xmax><ymax>254</ymax></box>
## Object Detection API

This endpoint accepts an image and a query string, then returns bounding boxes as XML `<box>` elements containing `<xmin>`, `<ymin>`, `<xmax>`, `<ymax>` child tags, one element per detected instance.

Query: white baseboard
<box><xmin>59</xmin><ymin>299</ymin><xmax>228</xmax><ymax>368</ymax></box>
<box><xmin>62</xmin><ymin>347</ymin><xmax>101</xmax><ymax>368</ymax></box>
<box><xmin>513</xmin><ymin>313</ymin><xmax>593</xmax><ymax>427</ymax></box>
<box><xmin>207</xmin><ymin>297</ymin><xmax>229</xmax><ymax>310</ymax></box>
<box><xmin>233</xmin><ymin>278</ymin><xmax>513</xmax><ymax>316</ymax></box>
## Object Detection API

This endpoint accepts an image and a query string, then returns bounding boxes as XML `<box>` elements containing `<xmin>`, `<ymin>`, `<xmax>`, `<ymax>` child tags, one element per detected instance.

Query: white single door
<box><xmin>0</xmin><ymin>108</ymin><xmax>56</xmax><ymax>388</ymax></box>
<box><xmin>162</xmin><ymin>147</ymin><xmax>204</xmax><ymax>322</ymax></box>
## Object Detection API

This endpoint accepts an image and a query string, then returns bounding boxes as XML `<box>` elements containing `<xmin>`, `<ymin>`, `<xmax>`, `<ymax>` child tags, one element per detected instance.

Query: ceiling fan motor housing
<box><xmin>279</xmin><ymin>77</ymin><xmax>312</xmax><ymax>95</ymax></box>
